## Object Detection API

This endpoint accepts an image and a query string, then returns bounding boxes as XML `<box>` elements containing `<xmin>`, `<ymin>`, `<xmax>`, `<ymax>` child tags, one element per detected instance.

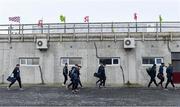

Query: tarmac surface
<box><xmin>0</xmin><ymin>84</ymin><xmax>180</xmax><ymax>106</ymax></box>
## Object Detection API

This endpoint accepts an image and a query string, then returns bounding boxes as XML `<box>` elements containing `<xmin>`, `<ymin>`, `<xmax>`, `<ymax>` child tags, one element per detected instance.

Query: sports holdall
<box><xmin>7</xmin><ymin>76</ymin><xmax>16</xmax><ymax>82</ymax></box>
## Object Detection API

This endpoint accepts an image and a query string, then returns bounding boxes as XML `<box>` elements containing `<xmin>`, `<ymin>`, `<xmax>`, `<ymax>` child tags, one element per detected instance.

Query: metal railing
<box><xmin>1</xmin><ymin>21</ymin><xmax>180</xmax><ymax>35</ymax></box>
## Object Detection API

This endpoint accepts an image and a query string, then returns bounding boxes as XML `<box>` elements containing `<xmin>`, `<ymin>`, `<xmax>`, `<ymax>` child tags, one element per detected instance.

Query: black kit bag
<box><xmin>7</xmin><ymin>76</ymin><xmax>16</xmax><ymax>82</ymax></box>
<box><xmin>146</xmin><ymin>67</ymin><xmax>151</xmax><ymax>76</ymax></box>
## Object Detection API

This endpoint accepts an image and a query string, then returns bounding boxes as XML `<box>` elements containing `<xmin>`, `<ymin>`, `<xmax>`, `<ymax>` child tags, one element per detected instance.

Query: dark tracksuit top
<box><xmin>166</xmin><ymin>66</ymin><xmax>173</xmax><ymax>79</ymax></box>
<box><xmin>63</xmin><ymin>66</ymin><xmax>68</xmax><ymax>76</ymax></box>
<box><xmin>9</xmin><ymin>66</ymin><xmax>22</xmax><ymax>88</ymax></box>
<box><xmin>98</xmin><ymin>65</ymin><xmax>106</xmax><ymax>79</ymax></box>
<box><xmin>159</xmin><ymin>65</ymin><xmax>164</xmax><ymax>75</ymax></box>
<box><xmin>150</xmin><ymin>66</ymin><xmax>156</xmax><ymax>79</ymax></box>
<box><xmin>13</xmin><ymin>67</ymin><xmax>20</xmax><ymax>78</ymax></box>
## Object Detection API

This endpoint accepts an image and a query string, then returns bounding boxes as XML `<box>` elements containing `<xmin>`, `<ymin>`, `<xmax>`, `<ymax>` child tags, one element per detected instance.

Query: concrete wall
<box><xmin>0</xmin><ymin>35</ymin><xmax>180</xmax><ymax>85</ymax></box>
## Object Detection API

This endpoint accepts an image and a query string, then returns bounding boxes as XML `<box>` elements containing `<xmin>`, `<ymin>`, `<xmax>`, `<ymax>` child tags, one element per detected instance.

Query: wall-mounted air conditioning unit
<box><xmin>36</xmin><ymin>39</ymin><xmax>48</xmax><ymax>49</ymax></box>
<box><xmin>124</xmin><ymin>38</ymin><xmax>135</xmax><ymax>48</ymax></box>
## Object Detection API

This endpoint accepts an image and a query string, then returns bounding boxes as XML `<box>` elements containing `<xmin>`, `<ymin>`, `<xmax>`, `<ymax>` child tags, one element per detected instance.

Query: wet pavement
<box><xmin>0</xmin><ymin>84</ymin><xmax>180</xmax><ymax>106</ymax></box>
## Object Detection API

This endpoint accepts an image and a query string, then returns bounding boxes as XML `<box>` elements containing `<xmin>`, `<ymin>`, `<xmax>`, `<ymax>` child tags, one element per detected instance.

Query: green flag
<box><xmin>60</xmin><ymin>15</ymin><xmax>66</xmax><ymax>23</ymax></box>
<box><xmin>159</xmin><ymin>15</ymin><xmax>162</xmax><ymax>23</ymax></box>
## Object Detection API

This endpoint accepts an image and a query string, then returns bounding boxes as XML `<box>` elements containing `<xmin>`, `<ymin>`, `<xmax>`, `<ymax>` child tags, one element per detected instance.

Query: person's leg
<box><xmin>68</xmin><ymin>81</ymin><xmax>73</xmax><ymax>88</ymax></box>
<box><xmin>148</xmin><ymin>78</ymin><xmax>153</xmax><ymax>87</ymax></box>
<box><xmin>96</xmin><ymin>79</ymin><xmax>101</xmax><ymax>85</ymax></box>
<box><xmin>75</xmin><ymin>80</ymin><xmax>78</xmax><ymax>91</ymax></box>
<box><xmin>161</xmin><ymin>77</ymin><xmax>164</xmax><ymax>88</ymax></box>
<box><xmin>99</xmin><ymin>78</ymin><xmax>103</xmax><ymax>88</ymax></box>
<box><xmin>165</xmin><ymin>78</ymin><xmax>170</xmax><ymax>88</ymax></box>
<box><xmin>103</xmin><ymin>77</ymin><xmax>106</xmax><ymax>86</ymax></box>
<box><xmin>170</xmin><ymin>79</ymin><xmax>175</xmax><ymax>87</ymax></box>
<box><xmin>78</xmin><ymin>79</ymin><xmax>83</xmax><ymax>87</ymax></box>
<box><xmin>153</xmin><ymin>78</ymin><xmax>158</xmax><ymax>86</ymax></box>
<box><xmin>72</xmin><ymin>81</ymin><xmax>75</xmax><ymax>90</ymax></box>
<box><xmin>158</xmin><ymin>75</ymin><xmax>164</xmax><ymax>86</ymax></box>
<box><xmin>8</xmin><ymin>79</ymin><xmax>16</xmax><ymax>88</ymax></box>
<box><xmin>64</xmin><ymin>75</ymin><xmax>68</xmax><ymax>85</ymax></box>
<box><xmin>16</xmin><ymin>77</ymin><xmax>22</xmax><ymax>88</ymax></box>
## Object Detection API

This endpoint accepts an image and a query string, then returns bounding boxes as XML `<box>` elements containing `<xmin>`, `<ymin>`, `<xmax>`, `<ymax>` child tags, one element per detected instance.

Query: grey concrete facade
<box><xmin>0</xmin><ymin>32</ymin><xmax>180</xmax><ymax>85</ymax></box>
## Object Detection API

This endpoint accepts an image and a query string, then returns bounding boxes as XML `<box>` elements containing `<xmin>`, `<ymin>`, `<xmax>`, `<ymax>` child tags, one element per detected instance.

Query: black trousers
<box><xmin>78</xmin><ymin>79</ymin><xmax>83</xmax><ymax>87</ymax></box>
<box><xmin>96</xmin><ymin>79</ymin><xmax>101</xmax><ymax>85</ymax></box>
<box><xmin>165</xmin><ymin>77</ymin><xmax>175</xmax><ymax>88</ymax></box>
<box><xmin>99</xmin><ymin>77</ymin><xmax>106</xmax><ymax>87</ymax></box>
<box><xmin>9</xmin><ymin>77</ymin><xmax>22</xmax><ymax>88</ymax></box>
<box><xmin>158</xmin><ymin>77</ymin><xmax>164</xmax><ymax>87</ymax></box>
<box><xmin>148</xmin><ymin>78</ymin><xmax>158</xmax><ymax>87</ymax></box>
<box><xmin>72</xmin><ymin>79</ymin><xmax>78</xmax><ymax>90</ymax></box>
<box><xmin>63</xmin><ymin>74</ymin><xmax>68</xmax><ymax>84</ymax></box>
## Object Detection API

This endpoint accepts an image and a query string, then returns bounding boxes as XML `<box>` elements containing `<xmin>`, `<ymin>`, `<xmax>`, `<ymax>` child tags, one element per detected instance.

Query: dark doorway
<box><xmin>171</xmin><ymin>52</ymin><xmax>180</xmax><ymax>83</ymax></box>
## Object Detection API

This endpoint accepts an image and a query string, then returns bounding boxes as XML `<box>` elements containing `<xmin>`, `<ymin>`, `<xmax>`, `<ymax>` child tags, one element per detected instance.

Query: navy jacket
<box><xmin>150</xmin><ymin>66</ymin><xmax>156</xmax><ymax>78</ymax></box>
<box><xmin>63</xmin><ymin>66</ymin><xmax>68</xmax><ymax>75</ymax></box>
<box><xmin>13</xmin><ymin>67</ymin><xmax>20</xmax><ymax>78</ymax></box>
<box><xmin>98</xmin><ymin>65</ymin><xmax>106</xmax><ymax>78</ymax></box>
<box><xmin>159</xmin><ymin>65</ymin><xmax>164</xmax><ymax>74</ymax></box>
<box><xmin>166</xmin><ymin>66</ymin><xmax>173</xmax><ymax>78</ymax></box>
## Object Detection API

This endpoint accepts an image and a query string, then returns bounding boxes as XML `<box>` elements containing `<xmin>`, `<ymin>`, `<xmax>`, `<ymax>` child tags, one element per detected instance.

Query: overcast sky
<box><xmin>0</xmin><ymin>0</ymin><xmax>180</xmax><ymax>24</ymax></box>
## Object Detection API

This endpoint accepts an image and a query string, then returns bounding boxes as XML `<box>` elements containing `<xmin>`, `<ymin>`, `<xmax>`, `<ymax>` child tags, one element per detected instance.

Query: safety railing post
<box><xmin>128</xmin><ymin>23</ymin><xmax>130</xmax><ymax>37</ymax></box>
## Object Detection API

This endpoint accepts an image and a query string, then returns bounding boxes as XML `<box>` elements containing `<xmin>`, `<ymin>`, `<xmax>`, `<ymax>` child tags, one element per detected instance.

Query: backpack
<box><xmin>157</xmin><ymin>73</ymin><xmax>164</xmax><ymax>80</ymax></box>
<box><xmin>146</xmin><ymin>67</ymin><xmax>151</xmax><ymax>76</ymax></box>
<box><xmin>69</xmin><ymin>67</ymin><xmax>76</xmax><ymax>78</ymax></box>
<box><xmin>94</xmin><ymin>72</ymin><xmax>101</xmax><ymax>78</ymax></box>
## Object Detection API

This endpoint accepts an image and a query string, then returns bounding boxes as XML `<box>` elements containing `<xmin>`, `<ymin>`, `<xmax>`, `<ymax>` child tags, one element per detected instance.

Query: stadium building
<box><xmin>0</xmin><ymin>22</ymin><xmax>180</xmax><ymax>85</ymax></box>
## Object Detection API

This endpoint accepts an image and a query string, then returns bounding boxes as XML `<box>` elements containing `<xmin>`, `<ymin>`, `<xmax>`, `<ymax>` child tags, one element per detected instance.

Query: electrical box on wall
<box><xmin>36</xmin><ymin>39</ymin><xmax>48</xmax><ymax>49</ymax></box>
<box><xmin>124</xmin><ymin>38</ymin><xmax>135</xmax><ymax>48</ymax></box>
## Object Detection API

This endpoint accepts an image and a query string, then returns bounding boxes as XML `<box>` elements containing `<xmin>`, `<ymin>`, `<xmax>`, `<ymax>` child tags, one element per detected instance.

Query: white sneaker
<box><xmin>174</xmin><ymin>87</ymin><xmax>177</xmax><ymax>90</ymax></box>
<box><xmin>72</xmin><ymin>90</ymin><xmax>76</xmax><ymax>94</ymax></box>
<box><xmin>19</xmin><ymin>88</ymin><xmax>24</xmax><ymax>90</ymax></box>
<box><xmin>62</xmin><ymin>84</ymin><xmax>65</xmax><ymax>86</ymax></box>
<box><xmin>7</xmin><ymin>87</ymin><xmax>10</xmax><ymax>90</ymax></box>
<box><xmin>164</xmin><ymin>88</ymin><xmax>168</xmax><ymax>91</ymax></box>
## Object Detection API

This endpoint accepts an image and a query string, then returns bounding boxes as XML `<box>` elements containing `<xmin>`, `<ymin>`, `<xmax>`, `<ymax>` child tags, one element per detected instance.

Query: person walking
<box><xmin>98</xmin><ymin>63</ymin><xmax>106</xmax><ymax>88</ymax></box>
<box><xmin>67</xmin><ymin>66</ymin><xmax>74</xmax><ymax>89</ymax></box>
<box><xmin>157</xmin><ymin>63</ymin><xmax>165</xmax><ymax>88</ymax></box>
<box><xmin>148</xmin><ymin>64</ymin><xmax>158</xmax><ymax>88</ymax></box>
<box><xmin>165</xmin><ymin>63</ymin><xmax>175</xmax><ymax>89</ymax></box>
<box><xmin>77</xmin><ymin>66</ymin><xmax>83</xmax><ymax>88</ymax></box>
<box><xmin>7</xmin><ymin>64</ymin><xmax>23</xmax><ymax>90</ymax></box>
<box><xmin>67</xmin><ymin>65</ymin><xmax>82</xmax><ymax>89</ymax></box>
<box><xmin>71</xmin><ymin>64</ymin><xmax>80</xmax><ymax>93</ymax></box>
<box><xmin>62</xmin><ymin>63</ymin><xmax>68</xmax><ymax>86</ymax></box>
<box><xmin>95</xmin><ymin>63</ymin><xmax>103</xmax><ymax>86</ymax></box>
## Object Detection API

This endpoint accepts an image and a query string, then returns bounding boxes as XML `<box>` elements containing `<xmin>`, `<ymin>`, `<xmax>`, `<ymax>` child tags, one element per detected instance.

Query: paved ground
<box><xmin>0</xmin><ymin>84</ymin><xmax>180</xmax><ymax>106</ymax></box>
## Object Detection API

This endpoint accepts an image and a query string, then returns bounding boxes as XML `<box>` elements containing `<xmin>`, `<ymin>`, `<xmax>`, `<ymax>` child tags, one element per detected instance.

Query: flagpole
<box><xmin>19</xmin><ymin>16</ymin><xmax>21</xmax><ymax>34</ymax></box>
<box><xmin>112</xmin><ymin>22</ymin><xmax>114</xmax><ymax>33</ymax></box>
<box><xmin>41</xmin><ymin>17</ymin><xmax>43</xmax><ymax>34</ymax></box>
<box><xmin>84</xmin><ymin>16</ymin><xmax>89</xmax><ymax>33</ymax></box>
<box><xmin>160</xmin><ymin>21</ymin><xmax>162</xmax><ymax>32</ymax></box>
<box><xmin>88</xmin><ymin>17</ymin><xmax>89</xmax><ymax>33</ymax></box>
<box><xmin>134</xmin><ymin>13</ymin><xmax>137</xmax><ymax>32</ymax></box>
<box><xmin>64</xmin><ymin>19</ymin><xmax>66</xmax><ymax>33</ymax></box>
<box><xmin>64</xmin><ymin>16</ymin><xmax>66</xmax><ymax>33</ymax></box>
<box><xmin>159</xmin><ymin>15</ymin><xmax>162</xmax><ymax>32</ymax></box>
<box><xmin>135</xmin><ymin>20</ymin><xmax>137</xmax><ymax>32</ymax></box>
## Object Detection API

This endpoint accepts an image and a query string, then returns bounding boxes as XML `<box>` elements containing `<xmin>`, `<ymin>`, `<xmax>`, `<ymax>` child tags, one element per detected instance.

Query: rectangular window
<box><xmin>99</xmin><ymin>57</ymin><xmax>120</xmax><ymax>66</ymax></box>
<box><xmin>155</xmin><ymin>58</ymin><xmax>163</xmax><ymax>64</ymax></box>
<box><xmin>100</xmin><ymin>58</ymin><xmax>112</xmax><ymax>65</ymax></box>
<box><xmin>142</xmin><ymin>58</ymin><xmax>155</xmax><ymax>64</ymax></box>
<box><xmin>113</xmin><ymin>59</ymin><xmax>119</xmax><ymax>64</ymax></box>
<box><xmin>19</xmin><ymin>57</ymin><xmax>39</xmax><ymax>66</ymax></box>
<box><xmin>142</xmin><ymin>57</ymin><xmax>163</xmax><ymax>65</ymax></box>
<box><xmin>61</xmin><ymin>57</ymin><xmax>82</xmax><ymax>66</ymax></box>
<box><xmin>20</xmin><ymin>59</ymin><xmax>26</xmax><ymax>65</ymax></box>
